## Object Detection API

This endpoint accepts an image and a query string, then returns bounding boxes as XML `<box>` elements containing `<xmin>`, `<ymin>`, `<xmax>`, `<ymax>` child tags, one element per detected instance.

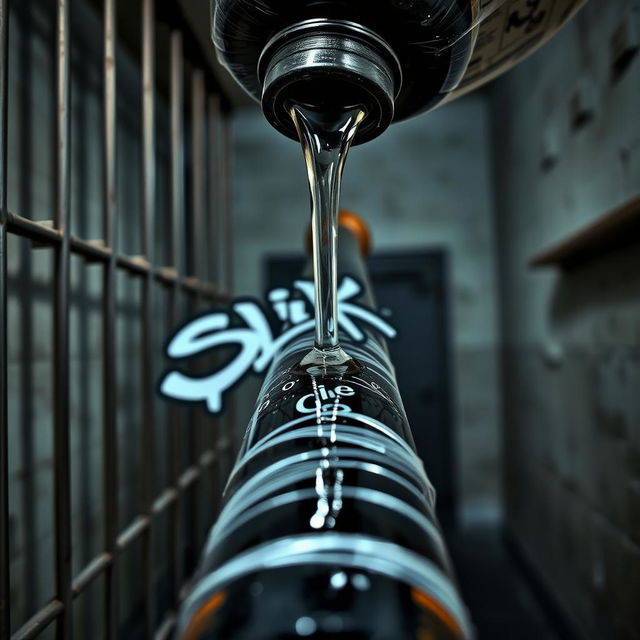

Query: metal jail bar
<box><xmin>0</xmin><ymin>1</ymin><xmax>234</xmax><ymax>638</ymax></box>
<box><xmin>0</xmin><ymin>2</ymin><xmax>10</xmax><ymax>640</ymax></box>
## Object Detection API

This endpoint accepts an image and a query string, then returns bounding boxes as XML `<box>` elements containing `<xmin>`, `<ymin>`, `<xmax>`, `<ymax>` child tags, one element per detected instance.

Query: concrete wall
<box><xmin>231</xmin><ymin>94</ymin><xmax>502</xmax><ymax>526</ymax></box>
<box><xmin>490</xmin><ymin>0</ymin><xmax>640</xmax><ymax>637</ymax></box>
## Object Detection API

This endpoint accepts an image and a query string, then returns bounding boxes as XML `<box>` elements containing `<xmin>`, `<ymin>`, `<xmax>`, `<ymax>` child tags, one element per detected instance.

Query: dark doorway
<box><xmin>264</xmin><ymin>248</ymin><xmax>457</xmax><ymax>525</ymax></box>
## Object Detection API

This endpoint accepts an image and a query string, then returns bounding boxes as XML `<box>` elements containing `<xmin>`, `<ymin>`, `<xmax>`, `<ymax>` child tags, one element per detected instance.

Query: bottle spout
<box><xmin>258</xmin><ymin>19</ymin><xmax>402</xmax><ymax>145</ymax></box>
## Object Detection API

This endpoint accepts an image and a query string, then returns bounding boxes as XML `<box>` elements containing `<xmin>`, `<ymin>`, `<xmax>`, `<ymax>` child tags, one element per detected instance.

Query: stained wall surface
<box><xmin>231</xmin><ymin>94</ymin><xmax>502</xmax><ymax>526</ymax></box>
<box><xmin>490</xmin><ymin>0</ymin><xmax>640</xmax><ymax>637</ymax></box>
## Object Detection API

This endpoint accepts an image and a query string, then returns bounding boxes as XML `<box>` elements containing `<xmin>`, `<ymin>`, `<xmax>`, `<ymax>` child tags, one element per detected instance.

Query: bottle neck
<box><xmin>258</xmin><ymin>19</ymin><xmax>402</xmax><ymax>145</ymax></box>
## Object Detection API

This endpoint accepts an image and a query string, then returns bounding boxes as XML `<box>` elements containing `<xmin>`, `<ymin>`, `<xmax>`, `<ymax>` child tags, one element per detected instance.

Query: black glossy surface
<box><xmin>265</xmin><ymin>249</ymin><xmax>456</xmax><ymax>523</ymax></box>
<box><xmin>198</xmin><ymin>566</ymin><xmax>460</xmax><ymax>639</ymax></box>
<box><xmin>212</xmin><ymin>0</ymin><xmax>476</xmax><ymax>138</ymax></box>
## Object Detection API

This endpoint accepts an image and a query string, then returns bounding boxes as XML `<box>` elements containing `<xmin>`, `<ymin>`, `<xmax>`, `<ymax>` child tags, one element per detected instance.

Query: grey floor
<box><xmin>446</xmin><ymin>526</ymin><xmax>565</xmax><ymax>640</ymax></box>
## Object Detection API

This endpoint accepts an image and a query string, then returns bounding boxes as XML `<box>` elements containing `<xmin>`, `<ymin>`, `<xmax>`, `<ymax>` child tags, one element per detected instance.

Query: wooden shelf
<box><xmin>529</xmin><ymin>195</ymin><xmax>640</xmax><ymax>269</ymax></box>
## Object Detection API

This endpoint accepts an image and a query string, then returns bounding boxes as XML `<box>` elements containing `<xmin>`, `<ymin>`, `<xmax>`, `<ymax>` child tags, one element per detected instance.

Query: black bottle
<box><xmin>175</xmin><ymin>218</ymin><xmax>473</xmax><ymax>639</ymax></box>
<box><xmin>211</xmin><ymin>0</ymin><xmax>478</xmax><ymax>144</ymax></box>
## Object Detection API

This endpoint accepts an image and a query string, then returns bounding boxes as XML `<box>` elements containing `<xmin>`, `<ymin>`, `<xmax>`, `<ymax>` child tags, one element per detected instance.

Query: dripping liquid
<box><xmin>289</xmin><ymin>103</ymin><xmax>366</xmax><ymax>374</ymax></box>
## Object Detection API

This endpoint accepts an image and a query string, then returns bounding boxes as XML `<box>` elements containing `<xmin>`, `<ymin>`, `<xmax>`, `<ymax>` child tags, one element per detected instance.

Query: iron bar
<box><xmin>191</xmin><ymin>70</ymin><xmax>206</xmax><ymax>282</ymax></box>
<box><xmin>4</xmin><ymin>213</ymin><xmax>229</xmax><ymax>300</ymax></box>
<box><xmin>190</xmin><ymin>67</ymin><xmax>206</xmax><ymax>551</ymax></box>
<box><xmin>206</xmin><ymin>94</ymin><xmax>220</xmax><ymax>287</ymax></box>
<box><xmin>221</xmin><ymin>117</ymin><xmax>233</xmax><ymax>295</ymax></box>
<box><xmin>102</xmin><ymin>1</ymin><xmax>118</xmax><ymax>637</ymax></box>
<box><xmin>141</xmin><ymin>0</ymin><xmax>156</xmax><ymax>635</ymax></box>
<box><xmin>177</xmin><ymin>466</ymin><xmax>200</xmax><ymax>491</ymax></box>
<box><xmin>52</xmin><ymin>1</ymin><xmax>73</xmax><ymax>637</ymax></box>
<box><xmin>219</xmin><ymin>115</ymin><xmax>235</xmax><ymax>477</ymax></box>
<box><xmin>0</xmin><ymin>0</ymin><xmax>10</xmax><ymax>636</ymax></box>
<box><xmin>170</xmin><ymin>31</ymin><xmax>184</xmax><ymax>278</ymax></box>
<box><xmin>199</xmin><ymin>450</ymin><xmax>216</xmax><ymax>469</ymax></box>
<box><xmin>152</xmin><ymin>488</ymin><xmax>179</xmax><ymax>515</ymax></box>
<box><xmin>6</xmin><ymin>213</ymin><xmax>60</xmax><ymax>244</ymax></box>
<box><xmin>169</xmin><ymin>29</ymin><xmax>184</xmax><ymax>605</ymax></box>
<box><xmin>11</xmin><ymin>601</ymin><xmax>65</xmax><ymax>640</ymax></box>
<box><xmin>116</xmin><ymin>516</ymin><xmax>150</xmax><ymax>551</ymax></box>
<box><xmin>71</xmin><ymin>553</ymin><xmax>112</xmax><ymax>597</ymax></box>
<box><xmin>205</xmin><ymin>93</ymin><xmax>227</xmax><ymax>514</ymax></box>
<box><xmin>141</xmin><ymin>0</ymin><xmax>155</xmax><ymax>266</ymax></box>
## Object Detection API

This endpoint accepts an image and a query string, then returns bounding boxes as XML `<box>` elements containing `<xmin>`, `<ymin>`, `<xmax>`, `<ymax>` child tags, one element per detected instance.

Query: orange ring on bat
<box><xmin>305</xmin><ymin>209</ymin><xmax>372</xmax><ymax>258</ymax></box>
<box><xmin>180</xmin><ymin>591</ymin><xmax>227</xmax><ymax>640</ymax></box>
